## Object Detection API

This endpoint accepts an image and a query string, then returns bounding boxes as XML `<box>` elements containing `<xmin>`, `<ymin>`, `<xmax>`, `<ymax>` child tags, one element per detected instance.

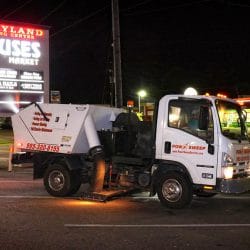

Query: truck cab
<box><xmin>153</xmin><ymin>95</ymin><xmax>250</xmax><ymax>207</ymax></box>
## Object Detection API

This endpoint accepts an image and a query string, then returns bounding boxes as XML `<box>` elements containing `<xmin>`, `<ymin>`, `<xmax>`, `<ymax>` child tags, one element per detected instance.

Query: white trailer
<box><xmin>11</xmin><ymin>95</ymin><xmax>250</xmax><ymax>208</ymax></box>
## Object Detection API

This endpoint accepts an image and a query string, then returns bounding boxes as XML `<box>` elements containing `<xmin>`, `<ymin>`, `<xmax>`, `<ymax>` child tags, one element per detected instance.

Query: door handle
<box><xmin>208</xmin><ymin>144</ymin><xmax>214</xmax><ymax>155</ymax></box>
<box><xmin>164</xmin><ymin>141</ymin><xmax>171</xmax><ymax>154</ymax></box>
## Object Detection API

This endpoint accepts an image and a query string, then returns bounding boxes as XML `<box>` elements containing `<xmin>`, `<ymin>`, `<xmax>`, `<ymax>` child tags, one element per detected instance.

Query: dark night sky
<box><xmin>1</xmin><ymin>0</ymin><xmax>250</xmax><ymax>105</ymax></box>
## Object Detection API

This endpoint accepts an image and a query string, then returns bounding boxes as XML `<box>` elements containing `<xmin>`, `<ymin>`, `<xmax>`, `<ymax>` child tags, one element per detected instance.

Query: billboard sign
<box><xmin>0</xmin><ymin>21</ymin><xmax>49</xmax><ymax>116</ymax></box>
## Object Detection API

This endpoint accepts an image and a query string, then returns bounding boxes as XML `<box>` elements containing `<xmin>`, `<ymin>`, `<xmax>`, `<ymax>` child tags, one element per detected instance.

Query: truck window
<box><xmin>216</xmin><ymin>99</ymin><xmax>248</xmax><ymax>140</ymax></box>
<box><xmin>168</xmin><ymin>99</ymin><xmax>214</xmax><ymax>141</ymax></box>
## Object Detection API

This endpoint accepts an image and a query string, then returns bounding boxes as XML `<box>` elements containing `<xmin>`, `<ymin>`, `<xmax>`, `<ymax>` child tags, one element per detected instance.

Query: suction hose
<box><xmin>84</xmin><ymin>114</ymin><xmax>105</xmax><ymax>193</ymax></box>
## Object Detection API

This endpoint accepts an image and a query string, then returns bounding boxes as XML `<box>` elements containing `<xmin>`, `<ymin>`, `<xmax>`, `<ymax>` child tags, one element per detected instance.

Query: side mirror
<box><xmin>198</xmin><ymin>106</ymin><xmax>209</xmax><ymax>130</ymax></box>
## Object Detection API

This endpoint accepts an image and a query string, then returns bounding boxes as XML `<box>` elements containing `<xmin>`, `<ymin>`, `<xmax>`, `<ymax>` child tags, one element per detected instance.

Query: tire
<box><xmin>69</xmin><ymin>170</ymin><xmax>82</xmax><ymax>195</ymax></box>
<box><xmin>156</xmin><ymin>172</ymin><xmax>192</xmax><ymax>209</ymax></box>
<box><xmin>44</xmin><ymin>164</ymin><xmax>73</xmax><ymax>197</ymax></box>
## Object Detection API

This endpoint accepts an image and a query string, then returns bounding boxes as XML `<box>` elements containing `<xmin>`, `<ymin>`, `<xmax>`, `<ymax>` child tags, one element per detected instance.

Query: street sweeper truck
<box><xmin>11</xmin><ymin>95</ymin><xmax>250</xmax><ymax>208</ymax></box>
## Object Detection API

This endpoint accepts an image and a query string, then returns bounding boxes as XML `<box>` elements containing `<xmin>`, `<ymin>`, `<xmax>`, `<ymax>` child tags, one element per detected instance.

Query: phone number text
<box><xmin>26</xmin><ymin>143</ymin><xmax>60</xmax><ymax>152</ymax></box>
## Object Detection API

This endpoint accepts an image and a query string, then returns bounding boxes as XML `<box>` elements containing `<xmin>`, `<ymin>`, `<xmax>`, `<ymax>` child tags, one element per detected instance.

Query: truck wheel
<box><xmin>156</xmin><ymin>172</ymin><xmax>192</xmax><ymax>209</ymax></box>
<box><xmin>44</xmin><ymin>164</ymin><xmax>72</xmax><ymax>197</ymax></box>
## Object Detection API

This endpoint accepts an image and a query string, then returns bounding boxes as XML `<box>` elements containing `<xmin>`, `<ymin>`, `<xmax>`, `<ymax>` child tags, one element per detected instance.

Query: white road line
<box><xmin>64</xmin><ymin>224</ymin><xmax>250</xmax><ymax>228</ymax></box>
<box><xmin>0</xmin><ymin>180</ymin><xmax>38</xmax><ymax>183</ymax></box>
<box><xmin>0</xmin><ymin>195</ymin><xmax>54</xmax><ymax>198</ymax></box>
<box><xmin>132</xmin><ymin>196</ymin><xmax>249</xmax><ymax>200</ymax></box>
<box><xmin>131</xmin><ymin>197</ymin><xmax>158</xmax><ymax>199</ymax></box>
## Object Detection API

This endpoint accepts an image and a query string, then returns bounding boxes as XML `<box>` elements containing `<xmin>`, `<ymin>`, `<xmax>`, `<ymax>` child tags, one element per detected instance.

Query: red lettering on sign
<box><xmin>0</xmin><ymin>24</ymin><xmax>45</xmax><ymax>40</ymax></box>
<box><xmin>31</xmin><ymin>111</ymin><xmax>52</xmax><ymax>132</ymax></box>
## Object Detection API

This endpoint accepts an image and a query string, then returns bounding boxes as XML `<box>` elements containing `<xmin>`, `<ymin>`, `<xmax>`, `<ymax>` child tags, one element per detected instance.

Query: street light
<box><xmin>137</xmin><ymin>90</ymin><xmax>147</xmax><ymax>113</ymax></box>
<box><xmin>184</xmin><ymin>87</ymin><xmax>198</xmax><ymax>96</ymax></box>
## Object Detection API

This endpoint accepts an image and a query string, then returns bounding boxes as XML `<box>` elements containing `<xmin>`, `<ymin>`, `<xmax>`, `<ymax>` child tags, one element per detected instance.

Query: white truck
<box><xmin>11</xmin><ymin>95</ymin><xmax>250</xmax><ymax>208</ymax></box>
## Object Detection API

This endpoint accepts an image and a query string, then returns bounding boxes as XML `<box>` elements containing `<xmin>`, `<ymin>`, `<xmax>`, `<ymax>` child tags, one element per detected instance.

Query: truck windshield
<box><xmin>216</xmin><ymin>99</ymin><xmax>248</xmax><ymax>140</ymax></box>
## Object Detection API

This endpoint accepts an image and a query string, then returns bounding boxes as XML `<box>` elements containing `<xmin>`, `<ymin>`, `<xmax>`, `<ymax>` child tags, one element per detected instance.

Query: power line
<box><xmin>39</xmin><ymin>0</ymin><xmax>68</xmax><ymax>24</ymax></box>
<box><xmin>121</xmin><ymin>0</ymin><xmax>153</xmax><ymax>12</ymax></box>
<box><xmin>228</xmin><ymin>2</ymin><xmax>250</xmax><ymax>8</ymax></box>
<box><xmin>50</xmin><ymin>6</ymin><xmax>107</xmax><ymax>38</ymax></box>
<box><xmin>123</xmin><ymin>0</ymin><xmax>213</xmax><ymax>16</ymax></box>
<box><xmin>2</xmin><ymin>0</ymin><xmax>33</xmax><ymax>19</ymax></box>
<box><xmin>52</xmin><ymin>23</ymin><xmax>109</xmax><ymax>56</ymax></box>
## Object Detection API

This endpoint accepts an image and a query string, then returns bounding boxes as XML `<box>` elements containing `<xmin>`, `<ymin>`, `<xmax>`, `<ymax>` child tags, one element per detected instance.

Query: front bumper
<box><xmin>218</xmin><ymin>177</ymin><xmax>250</xmax><ymax>193</ymax></box>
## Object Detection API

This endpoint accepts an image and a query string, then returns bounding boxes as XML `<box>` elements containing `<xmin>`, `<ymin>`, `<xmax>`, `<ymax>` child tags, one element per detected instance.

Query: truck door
<box><xmin>160</xmin><ymin>97</ymin><xmax>218</xmax><ymax>186</ymax></box>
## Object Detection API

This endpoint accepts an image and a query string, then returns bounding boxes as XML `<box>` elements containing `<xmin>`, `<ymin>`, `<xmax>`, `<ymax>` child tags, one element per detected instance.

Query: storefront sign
<box><xmin>0</xmin><ymin>21</ymin><xmax>49</xmax><ymax>115</ymax></box>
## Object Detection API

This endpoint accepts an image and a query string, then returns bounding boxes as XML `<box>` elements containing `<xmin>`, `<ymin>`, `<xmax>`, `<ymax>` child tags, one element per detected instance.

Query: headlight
<box><xmin>222</xmin><ymin>152</ymin><xmax>233</xmax><ymax>164</ymax></box>
<box><xmin>222</xmin><ymin>152</ymin><xmax>234</xmax><ymax>179</ymax></box>
<box><xmin>223</xmin><ymin>166</ymin><xmax>234</xmax><ymax>179</ymax></box>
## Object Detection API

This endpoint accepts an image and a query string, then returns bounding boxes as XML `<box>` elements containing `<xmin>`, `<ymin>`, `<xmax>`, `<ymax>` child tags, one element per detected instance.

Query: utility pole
<box><xmin>111</xmin><ymin>0</ymin><xmax>123</xmax><ymax>108</ymax></box>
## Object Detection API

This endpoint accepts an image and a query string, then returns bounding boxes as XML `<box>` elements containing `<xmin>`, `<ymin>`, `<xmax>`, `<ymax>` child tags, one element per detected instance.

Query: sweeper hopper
<box><xmin>11</xmin><ymin>103</ymin><xmax>123</xmax><ymax>155</ymax></box>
